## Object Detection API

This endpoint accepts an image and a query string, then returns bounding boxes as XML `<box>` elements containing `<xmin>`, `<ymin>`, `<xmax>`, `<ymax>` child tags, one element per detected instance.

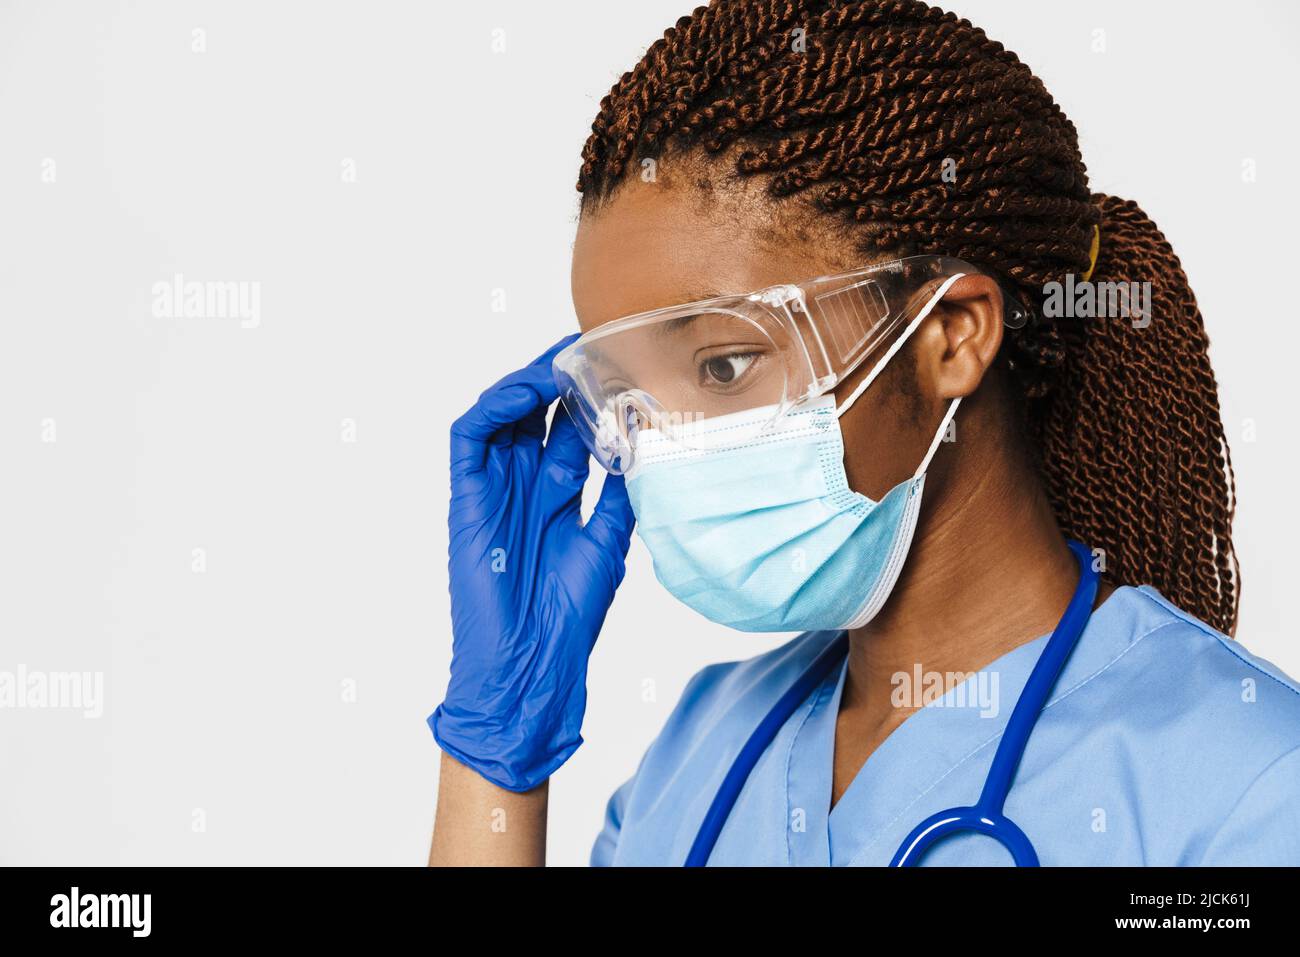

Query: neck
<box><xmin>842</xmin><ymin>422</ymin><xmax>1079</xmax><ymax>729</ymax></box>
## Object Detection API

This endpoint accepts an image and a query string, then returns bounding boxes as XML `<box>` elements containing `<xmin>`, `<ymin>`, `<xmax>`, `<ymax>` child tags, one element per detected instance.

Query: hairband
<box><xmin>1081</xmin><ymin>224</ymin><xmax>1101</xmax><ymax>282</ymax></box>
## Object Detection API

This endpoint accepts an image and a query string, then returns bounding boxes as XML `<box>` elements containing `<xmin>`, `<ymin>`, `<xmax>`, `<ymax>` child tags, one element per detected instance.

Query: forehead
<box><xmin>570</xmin><ymin>180</ymin><xmax>851</xmax><ymax>333</ymax></box>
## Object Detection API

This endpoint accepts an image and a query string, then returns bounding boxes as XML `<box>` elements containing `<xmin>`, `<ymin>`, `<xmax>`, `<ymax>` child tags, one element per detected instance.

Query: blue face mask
<box><xmin>624</xmin><ymin>391</ymin><xmax>959</xmax><ymax>634</ymax></box>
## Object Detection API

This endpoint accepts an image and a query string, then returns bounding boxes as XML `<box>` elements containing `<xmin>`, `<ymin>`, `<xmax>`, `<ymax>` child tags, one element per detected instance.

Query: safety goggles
<box><xmin>553</xmin><ymin>255</ymin><xmax>1028</xmax><ymax>475</ymax></box>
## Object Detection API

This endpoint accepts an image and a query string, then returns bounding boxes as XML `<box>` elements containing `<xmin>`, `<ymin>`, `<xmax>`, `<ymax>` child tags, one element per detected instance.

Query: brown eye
<box><xmin>702</xmin><ymin>353</ymin><xmax>756</xmax><ymax>386</ymax></box>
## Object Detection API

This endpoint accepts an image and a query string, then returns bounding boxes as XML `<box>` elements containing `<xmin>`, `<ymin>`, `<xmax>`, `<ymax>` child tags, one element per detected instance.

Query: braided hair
<box><xmin>576</xmin><ymin>0</ymin><xmax>1240</xmax><ymax>634</ymax></box>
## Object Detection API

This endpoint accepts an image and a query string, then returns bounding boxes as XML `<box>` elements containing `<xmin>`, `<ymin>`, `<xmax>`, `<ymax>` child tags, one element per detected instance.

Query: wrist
<box><xmin>431</xmin><ymin>751</ymin><xmax>548</xmax><ymax>867</ymax></box>
<box><xmin>428</xmin><ymin>704</ymin><xmax>581</xmax><ymax>793</ymax></box>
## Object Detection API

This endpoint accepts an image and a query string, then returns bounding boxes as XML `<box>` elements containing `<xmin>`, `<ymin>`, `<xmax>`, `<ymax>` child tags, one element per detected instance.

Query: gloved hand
<box><xmin>429</xmin><ymin>335</ymin><xmax>636</xmax><ymax>792</ymax></box>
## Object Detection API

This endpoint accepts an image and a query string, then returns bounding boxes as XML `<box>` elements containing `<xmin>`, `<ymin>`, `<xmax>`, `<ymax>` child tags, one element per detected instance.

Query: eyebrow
<box><xmin>648</xmin><ymin>286</ymin><xmax>733</xmax><ymax>338</ymax></box>
<box><xmin>656</xmin><ymin>313</ymin><xmax>701</xmax><ymax>337</ymax></box>
<box><xmin>676</xmin><ymin>285</ymin><xmax>729</xmax><ymax>303</ymax></box>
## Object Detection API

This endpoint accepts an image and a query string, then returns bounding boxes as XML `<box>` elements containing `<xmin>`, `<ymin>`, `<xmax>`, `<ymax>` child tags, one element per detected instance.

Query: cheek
<box><xmin>838</xmin><ymin>390</ymin><xmax>931</xmax><ymax>501</ymax></box>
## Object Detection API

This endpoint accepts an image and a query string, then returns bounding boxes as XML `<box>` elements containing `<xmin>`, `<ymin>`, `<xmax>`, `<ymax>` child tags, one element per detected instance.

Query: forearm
<box><xmin>429</xmin><ymin>751</ymin><xmax>548</xmax><ymax>866</ymax></box>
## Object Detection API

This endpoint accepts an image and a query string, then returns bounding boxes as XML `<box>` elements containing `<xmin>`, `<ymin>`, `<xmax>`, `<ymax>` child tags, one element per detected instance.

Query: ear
<box><xmin>913</xmin><ymin>274</ymin><xmax>1005</xmax><ymax>400</ymax></box>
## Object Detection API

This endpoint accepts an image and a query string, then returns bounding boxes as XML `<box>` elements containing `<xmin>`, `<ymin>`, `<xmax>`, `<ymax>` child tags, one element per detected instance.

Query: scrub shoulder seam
<box><xmin>1132</xmin><ymin>587</ymin><xmax>1300</xmax><ymax>699</ymax></box>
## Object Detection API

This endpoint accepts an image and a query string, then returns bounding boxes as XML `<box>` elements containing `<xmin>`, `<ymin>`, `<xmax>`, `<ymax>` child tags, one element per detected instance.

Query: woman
<box><xmin>428</xmin><ymin>0</ymin><xmax>1300</xmax><ymax>866</ymax></box>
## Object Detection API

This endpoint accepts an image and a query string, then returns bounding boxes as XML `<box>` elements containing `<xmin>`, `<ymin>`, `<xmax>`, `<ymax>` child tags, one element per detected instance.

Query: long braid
<box><xmin>576</xmin><ymin>0</ymin><xmax>1239</xmax><ymax>634</ymax></box>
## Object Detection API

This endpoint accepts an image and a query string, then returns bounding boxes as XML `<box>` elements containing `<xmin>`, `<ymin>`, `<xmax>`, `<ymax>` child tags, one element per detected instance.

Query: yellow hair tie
<box><xmin>1081</xmin><ymin>224</ymin><xmax>1101</xmax><ymax>282</ymax></box>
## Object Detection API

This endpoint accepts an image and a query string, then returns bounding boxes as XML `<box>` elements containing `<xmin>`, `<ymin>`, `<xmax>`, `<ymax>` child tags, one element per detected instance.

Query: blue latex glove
<box><xmin>429</xmin><ymin>335</ymin><xmax>636</xmax><ymax>792</ymax></box>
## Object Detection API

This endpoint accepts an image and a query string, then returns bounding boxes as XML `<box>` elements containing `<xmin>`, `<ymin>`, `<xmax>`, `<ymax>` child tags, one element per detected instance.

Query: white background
<box><xmin>1</xmin><ymin>0</ymin><xmax>1297</xmax><ymax>866</ymax></box>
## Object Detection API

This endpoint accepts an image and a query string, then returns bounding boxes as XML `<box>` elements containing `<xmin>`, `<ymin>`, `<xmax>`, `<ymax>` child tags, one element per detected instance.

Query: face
<box><xmin>570</xmin><ymin>179</ymin><xmax>949</xmax><ymax>500</ymax></box>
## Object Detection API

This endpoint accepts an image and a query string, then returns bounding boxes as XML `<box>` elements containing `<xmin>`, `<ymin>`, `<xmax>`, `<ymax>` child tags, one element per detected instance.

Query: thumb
<box><xmin>584</xmin><ymin>473</ymin><xmax>636</xmax><ymax>556</ymax></box>
<box><xmin>540</xmin><ymin>405</ymin><xmax>593</xmax><ymax>491</ymax></box>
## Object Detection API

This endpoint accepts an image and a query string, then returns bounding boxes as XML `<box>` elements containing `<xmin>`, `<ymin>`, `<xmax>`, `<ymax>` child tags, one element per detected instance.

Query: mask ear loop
<box><xmin>914</xmin><ymin>396</ymin><xmax>961</xmax><ymax>478</ymax></box>
<box><xmin>834</xmin><ymin>273</ymin><xmax>966</xmax><ymax>419</ymax></box>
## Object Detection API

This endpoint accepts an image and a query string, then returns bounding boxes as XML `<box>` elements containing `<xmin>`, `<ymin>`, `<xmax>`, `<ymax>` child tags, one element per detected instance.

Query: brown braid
<box><xmin>576</xmin><ymin>0</ymin><xmax>1240</xmax><ymax>634</ymax></box>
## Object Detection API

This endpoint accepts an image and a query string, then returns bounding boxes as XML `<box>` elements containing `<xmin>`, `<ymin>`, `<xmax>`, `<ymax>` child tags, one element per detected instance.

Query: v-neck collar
<box><xmin>784</xmin><ymin>585</ymin><xmax>1143</xmax><ymax>866</ymax></box>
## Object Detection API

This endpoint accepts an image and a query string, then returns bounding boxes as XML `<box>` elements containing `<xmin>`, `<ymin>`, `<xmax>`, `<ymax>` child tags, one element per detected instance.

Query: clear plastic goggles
<box><xmin>554</xmin><ymin>255</ymin><xmax>1022</xmax><ymax>475</ymax></box>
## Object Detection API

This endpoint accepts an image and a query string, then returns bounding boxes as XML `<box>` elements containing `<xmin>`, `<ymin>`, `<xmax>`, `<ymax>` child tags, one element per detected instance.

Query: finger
<box><xmin>487</xmin><ymin>332</ymin><xmax>580</xmax><ymax>395</ymax></box>
<box><xmin>452</xmin><ymin>372</ymin><xmax>551</xmax><ymax>451</ymax></box>
<box><xmin>450</xmin><ymin>337</ymin><xmax>580</xmax><ymax>473</ymax></box>
<box><xmin>584</xmin><ymin>473</ymin><xmax>635</xmax><ymax>555</ymax></box>
<box><xmin>535</xmin><ymin>331</ymin><xmax>581</xmax><ymax>364</ymax></box>
<box><xmin>455</xmin><ymin>333</ymin><xmax>581</xmax><ymax>443</ymax></box>
<box><xmin>488</xmin><ymin>334</ymin><xmax>582</xmax><ymax>446</ymax></box>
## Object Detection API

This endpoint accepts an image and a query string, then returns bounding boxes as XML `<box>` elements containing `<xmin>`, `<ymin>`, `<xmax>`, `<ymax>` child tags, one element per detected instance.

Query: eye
<box><xmin>700</xmin><ymin>352</ymin><xmax>758</xmax><ymax>387</ymax></box>
<box><xmin>597</xmin><ymin>377</ymin><xmax>633</xmax><ymax>395</ymax></box>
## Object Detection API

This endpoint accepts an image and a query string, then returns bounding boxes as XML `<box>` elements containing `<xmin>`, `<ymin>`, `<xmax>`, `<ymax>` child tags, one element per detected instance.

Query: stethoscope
<box><xmin>685</xmin><ymin>539</ymin><xmax>1099</xmax><ymax>867</ymax></box>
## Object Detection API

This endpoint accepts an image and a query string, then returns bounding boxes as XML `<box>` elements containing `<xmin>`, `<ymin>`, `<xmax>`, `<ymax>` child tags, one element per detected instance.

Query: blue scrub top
<box><xmin>591</xmin><ymin>586</ymin><xmax>1300</xmax><ymax>866</ymax></box>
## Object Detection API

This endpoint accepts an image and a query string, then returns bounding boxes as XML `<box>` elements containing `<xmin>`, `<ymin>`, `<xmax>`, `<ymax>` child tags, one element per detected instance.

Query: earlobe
<box><xmin>926</xmin><ymin>275</ymin><xmax>1005</xmax><ymax>400</ymax></box>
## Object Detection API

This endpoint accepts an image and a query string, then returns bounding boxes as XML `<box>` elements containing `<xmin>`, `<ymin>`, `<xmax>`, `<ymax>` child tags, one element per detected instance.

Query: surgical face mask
<box><xmin>624</xmin><ymin>396</ymin><xmax>958</xmax><ymax>634</ymax></box>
